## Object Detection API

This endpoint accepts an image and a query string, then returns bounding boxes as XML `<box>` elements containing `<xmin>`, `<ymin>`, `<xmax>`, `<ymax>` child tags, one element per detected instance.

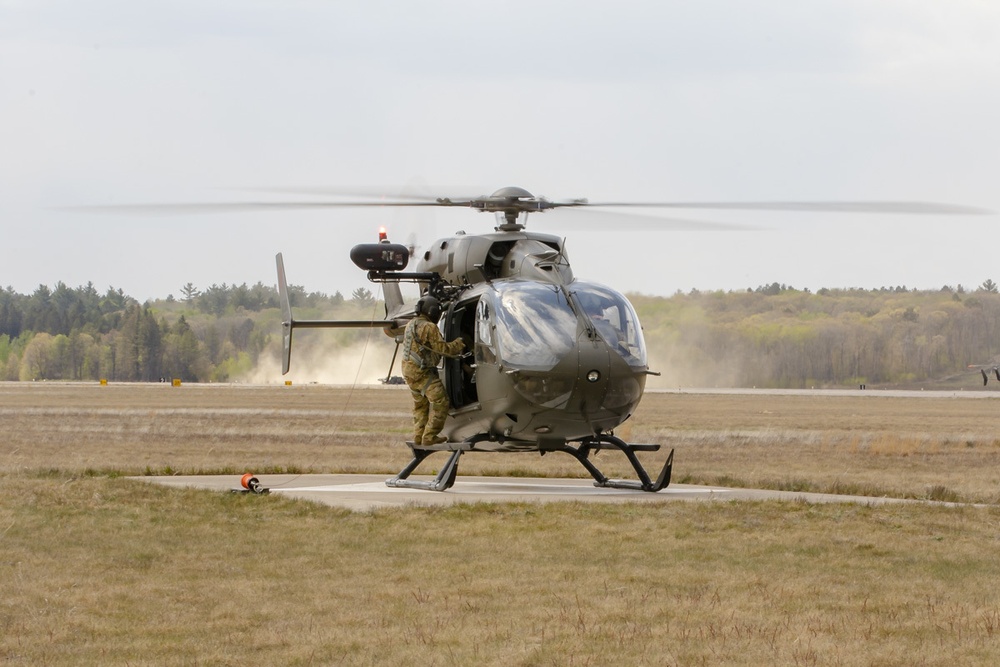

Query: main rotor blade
<box><xmin>544</xmin><ymin>207</ymin><xmax>756</xmax><ymax>231</ymax></box>
<box><xmin>231</xmin><ymin>185</ymin><xmax>487</xmax><ymax>201</ymax></box>
<box><xmin>61</xmin><ymin>201</ymin><xmax>447</xmax><ymax>215</ymax></box>
<box><xmin>62</xmin><ymin>194</ymin><xmax>991</xmax><ymax>217</ymax></box>
<box><xmin>578</xmin><ymin>201</ymin><xmax>992</xmax><ymax>215</ymax></box>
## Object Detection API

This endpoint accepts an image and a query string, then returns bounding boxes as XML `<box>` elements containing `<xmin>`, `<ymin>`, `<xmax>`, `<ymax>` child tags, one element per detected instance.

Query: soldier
<box><xmin>401</xmin><ymin>295</ymin><xmax>465</xmax><ymax>446</ymax></box>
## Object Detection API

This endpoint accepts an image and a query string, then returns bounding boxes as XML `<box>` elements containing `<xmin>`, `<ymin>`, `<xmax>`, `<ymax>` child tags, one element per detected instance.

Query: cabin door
<box><xmin>442</xmin><ymin>297</ymin><xmax>479</xmax><ymax>409</ymax></box>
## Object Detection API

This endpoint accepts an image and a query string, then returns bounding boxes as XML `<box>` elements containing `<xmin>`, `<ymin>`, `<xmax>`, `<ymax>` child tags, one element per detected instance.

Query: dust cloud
<box><xmin>240</xmin><ymin>337</ymin><xmax>399</xmax><ymax>385</ymax></box>
<box><xmin>644</xmin><ymin>341</ymin><xmax>741</xmax><ymax>390</ymax></box>
<box><xmin>236</xmin><ymin>328</ymin><xmax>743</xmax><ymax>390</ymax></box>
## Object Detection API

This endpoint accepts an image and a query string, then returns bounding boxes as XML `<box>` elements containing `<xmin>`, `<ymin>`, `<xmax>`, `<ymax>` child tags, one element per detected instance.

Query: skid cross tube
<box><xmin>561</xmin><ymin>434</ymin><xmax>674</xmax><ymax>492</ymax></box>
<box><xmin>385</xmin><ymin>435</ymin><xmax>496</xmax><ymax>491</ymax></box>
<box><xmin>386</xmin><ymin>448</ymin><xmax>463</xmax><ymax>492</ymax></box>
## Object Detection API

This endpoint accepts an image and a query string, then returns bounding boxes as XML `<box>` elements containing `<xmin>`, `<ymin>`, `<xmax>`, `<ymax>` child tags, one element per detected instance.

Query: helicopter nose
<box><xmin>576</xmin><ymin>340</ymin><xmax>612</xmax><ymax>416</ymax></box>
<box><xmin>578</xmin><ymin>338</ymin><xmax>645</xmax><ymax>419</ymax></box>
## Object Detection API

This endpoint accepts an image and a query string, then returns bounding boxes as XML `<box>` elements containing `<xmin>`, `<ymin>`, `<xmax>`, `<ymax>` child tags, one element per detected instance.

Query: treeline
<box><xmin>4</xmin><ymin>280</ymin><xmax>1000</xmax><ymax>387</ymax></box>
<box><xmin>635</xmin><ymin>281</ymin><xmax>1000</xmax><ymax>388</ymax></box>
<box><xmin>0</xmin><ymin>282</ymin><xmax>377</xmax><ymax>382</ymax></box>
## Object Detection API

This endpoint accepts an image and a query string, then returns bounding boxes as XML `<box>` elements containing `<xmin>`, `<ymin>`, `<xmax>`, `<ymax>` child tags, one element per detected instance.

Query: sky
<box><xmin>2</xmin><ymin>0</ymin><xmax>999</xmax><ymax>301</ymax></box>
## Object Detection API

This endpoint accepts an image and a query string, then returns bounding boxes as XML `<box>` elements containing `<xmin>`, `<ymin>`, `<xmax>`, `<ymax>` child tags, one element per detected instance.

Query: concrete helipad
<box><xmin>132</xmin><ymin>473</ymin><xmax>931</xmax><ymax>511</ymax></box>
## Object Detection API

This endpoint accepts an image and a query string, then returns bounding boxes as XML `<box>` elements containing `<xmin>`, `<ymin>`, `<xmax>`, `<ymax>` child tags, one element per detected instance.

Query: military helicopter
<box><xmin>271</xmin><ymin>186</ymin><xmax>989</xmax><ymax>492</ymax></box>
<box><xmin>968</xmin><ymin>362</ymin><xmax>1000</xmax><ymax>386</ymax></box>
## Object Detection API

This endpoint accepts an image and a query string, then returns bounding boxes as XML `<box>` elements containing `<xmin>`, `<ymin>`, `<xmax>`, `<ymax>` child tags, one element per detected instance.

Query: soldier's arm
<box><xmin>421</xmin><ymin>322</ymin><xmax>465</xmax><ymax>357</ymax></box>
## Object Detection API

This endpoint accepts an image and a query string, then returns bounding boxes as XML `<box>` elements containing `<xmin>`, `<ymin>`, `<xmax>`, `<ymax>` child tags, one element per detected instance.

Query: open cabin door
<box><xmin>442</xmin><ymin>296</ymin><xmax>479</xmax><ymax>409</ymax></box>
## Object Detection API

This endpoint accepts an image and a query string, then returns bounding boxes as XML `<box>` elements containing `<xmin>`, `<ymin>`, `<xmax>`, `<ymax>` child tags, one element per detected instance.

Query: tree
<box><xmin>980</xmin><ymin>279</ymin><xmax>998</xmax><ymax>294</ymax></box>
<box><xmin>20</xmin><ymin>332</ymin><xmax>55</xmax><ymax>380</ymax></box>
<box><xmin>0</xmin><ymin>288</ymin><xmax>22</xmax><ymax>337</ymax></box>
<box><xmin>180</xmin><ymin>283</ymin><xmax>201</xmax><ymax>302</ymax></box>
<box><xmin>163</xmin><ymin>315</ymin><xmax>205</xmax><ymax>382</ymax></box>
<box><xmin>351</xmin><ymin>287</ymin><xmax>375</xmax><ymax>308</ymax></box>
<box><xmin>198</xmin><ymin>283</ymin><xmax>234</xmax><ymax>316</ymax></box>
<box><xmin>115</xmin><ymin>304</ymin><xmax>163</xmax><ymax>381</ymax></box>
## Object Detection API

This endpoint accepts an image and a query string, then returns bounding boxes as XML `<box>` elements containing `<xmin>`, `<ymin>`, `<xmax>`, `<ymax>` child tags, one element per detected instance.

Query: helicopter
<box><xmin>968</xmin><ymin>363</ymin><xmax>1000</xmax><ymax>386</ymax></box>
<box><xmin>272</xmin><ymin>186</ymin><xmax>990</xmax><ymax>492</ymax></box>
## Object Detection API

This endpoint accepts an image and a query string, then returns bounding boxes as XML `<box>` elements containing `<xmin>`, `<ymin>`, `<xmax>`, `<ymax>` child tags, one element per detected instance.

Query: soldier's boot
<box><xmin>423</xmin><ymin>414</ymin><xmax>448</xmax><ymax>445</ymax></box>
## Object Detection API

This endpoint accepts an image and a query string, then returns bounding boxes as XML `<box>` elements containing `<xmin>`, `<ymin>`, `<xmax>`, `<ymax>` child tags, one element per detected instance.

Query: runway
<box><xmin>133</xmin><ymin>474</ymin><xmax>934</xmax><ymax>511</ymax></box>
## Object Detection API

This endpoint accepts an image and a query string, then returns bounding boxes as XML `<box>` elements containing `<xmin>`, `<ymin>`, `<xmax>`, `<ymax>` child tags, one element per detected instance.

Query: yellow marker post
<box><xmin>285</xmin><ymin>380</ymin><xmax>292</xmax><ymax>386</ymax></box>
<box><xmin>99</xmin><ymin>379</ymin><xmax>107</xmax><ymax>386</ymax></box>
<box><xmin>172</xmin><ymin>378</ymin><xmax>181</xmax><ymax>387</ymax></box>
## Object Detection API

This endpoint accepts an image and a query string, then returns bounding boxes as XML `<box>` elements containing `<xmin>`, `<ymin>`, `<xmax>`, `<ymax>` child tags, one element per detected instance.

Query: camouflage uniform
<box><xmin>401</xmin><ymin>315</ymin><xmax>465</xmax><ymax>445</ymax></box>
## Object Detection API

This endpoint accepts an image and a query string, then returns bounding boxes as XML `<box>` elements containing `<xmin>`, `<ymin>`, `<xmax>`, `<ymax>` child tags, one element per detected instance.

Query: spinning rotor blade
<box><xmin>572</xmin><ymin>201</ymin><xmax>991</xmax><ymax>215</ymax></box>
<box><xmin>544</xmin><ymin>206</ymin><xmax>756</xmax><ymax>231</ymax></box>
<box><xmin>64</xmin><ymin>186</ymin><xmax>991</xmax><ymax>220</ymax></box>
<box><xmin>62</xmin><ymin>200</ymin><xmax>447</xmax><ymax>215</ymax></box>
<box><xmin>232</xmin><ymin>185</ymin><xmax>487</xmax><ymax>201</ymax></box>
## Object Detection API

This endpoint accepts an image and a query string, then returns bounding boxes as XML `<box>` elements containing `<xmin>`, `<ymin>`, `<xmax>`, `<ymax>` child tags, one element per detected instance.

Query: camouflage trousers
<box><xmin>402</xmin><ymin>366</ymin><xmax>449</xmax><ymax>445</ymax></box>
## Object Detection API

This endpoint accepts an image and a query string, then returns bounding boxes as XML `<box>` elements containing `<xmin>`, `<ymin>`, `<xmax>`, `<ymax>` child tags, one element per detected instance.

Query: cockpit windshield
<box><xmin>571</xmin><ymin>281</ymin><xmax>647</xmax><ymax>367</ymax></box>
<box><xmin>491</xmin><ymin>281</ymin><xmax>577</xmax><ymax>370</ymax></box>
<box><xmin>485</xmin><ymin>280</ymin><xmax>648</xmax><ymax>371</ymax></box>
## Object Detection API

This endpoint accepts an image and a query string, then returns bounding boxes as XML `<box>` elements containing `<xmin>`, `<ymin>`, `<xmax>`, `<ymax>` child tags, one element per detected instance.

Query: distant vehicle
<box><xmin>968</xmin><ymin>363</ymin><xmax>1000</xmax><ymax>386</ymax></box>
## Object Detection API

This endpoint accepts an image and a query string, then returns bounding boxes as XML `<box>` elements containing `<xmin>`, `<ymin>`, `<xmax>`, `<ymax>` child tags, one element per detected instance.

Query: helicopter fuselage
<box><xmin>406</xmin><ymin>228</ymin><xmax>650</xmax><ymax>450</ymax></box>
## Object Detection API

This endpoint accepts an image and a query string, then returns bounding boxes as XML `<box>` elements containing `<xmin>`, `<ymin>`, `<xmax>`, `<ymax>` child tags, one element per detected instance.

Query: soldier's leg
<box><xmin>410</xmin><ymin>388</ymin><xmax>429</xmax><ymax>445</ymax></box>
<box><xmin>405</xmin><ymin>367</ymin><xmax>432</xmax><ymax>445</ymax></box>
<box><xmin>421</xmin><ymin>378</ymin><xmax>451</xmax><ymax>445</ymax></box>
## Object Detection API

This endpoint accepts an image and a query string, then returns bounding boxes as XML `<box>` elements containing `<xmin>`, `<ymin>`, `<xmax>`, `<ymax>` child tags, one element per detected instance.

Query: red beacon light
<box><xmin>378</xmin><ymin>227</ymin><xmax>388</xmax><ymax>243</ymax></box>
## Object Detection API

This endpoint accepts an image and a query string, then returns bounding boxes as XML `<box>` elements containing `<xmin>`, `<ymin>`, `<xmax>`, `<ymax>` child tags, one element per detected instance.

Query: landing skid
<box><xmin>384</xmin><ymin>447</ymin><xmax>463</xmax><ymax>492</ymax></box>
<box><xmin>384</xmin><ymin>434</ymin><xmax>673</xmax><ymax>493</ymax></box>
<box><xmin>561</xmin><ymin>434</ymin><xmax>674</xmax><ymax>492</ymax></box>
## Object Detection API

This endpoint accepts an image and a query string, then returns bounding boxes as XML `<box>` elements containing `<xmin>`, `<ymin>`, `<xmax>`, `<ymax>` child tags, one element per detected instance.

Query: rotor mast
<box><xmin>455</xmin><ymin>186</ymin><xmax>555</xmax><ymax>232</ymax></box>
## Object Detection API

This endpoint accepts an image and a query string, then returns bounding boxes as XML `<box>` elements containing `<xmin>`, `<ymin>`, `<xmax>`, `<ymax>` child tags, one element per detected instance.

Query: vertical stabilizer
<box><xmin>276</xmin><ymin>253</ymin><xmax>294</xmax><ymax>375</ymax></box>
<box><xmin>383</xmin><ymin>281</ymin><xmax>406</xmax><ymax>320</ymax></box>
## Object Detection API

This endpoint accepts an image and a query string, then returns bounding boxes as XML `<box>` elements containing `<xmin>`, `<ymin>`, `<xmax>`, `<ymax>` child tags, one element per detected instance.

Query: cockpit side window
<box><xmin>475</xmin><ymin>297</ymin><xmax>497</xmax><ymax>365</ymax></box>
<box><xmin>477</xmin><ymin>299</ymin><xmax>492</xmax><ymax>346</ymax></box>
<box><xmin>572</xmin><ymin>282</ymin><xmax>647</xmax><ymax>367</ymax></box>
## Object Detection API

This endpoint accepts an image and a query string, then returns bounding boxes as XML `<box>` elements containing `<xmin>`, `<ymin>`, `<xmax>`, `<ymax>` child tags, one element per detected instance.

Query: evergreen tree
<box><xmin>180</xmin><ymin>283</ymin><xmax>201</xmax><ymax>302</ymax></box>
<box><xmin>0</xmin><ymin>288</ymin><xmax>23</xmax><ymax>337</ymax></box>
<box><xmin>351</xmin><ymin>287</ymin><xmax>375</xmax><ymax>308</ymax></box>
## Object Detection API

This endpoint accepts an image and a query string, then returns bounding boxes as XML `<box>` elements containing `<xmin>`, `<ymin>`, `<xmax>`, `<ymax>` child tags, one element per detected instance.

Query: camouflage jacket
<box><xmin>402</xmin><ymin>315</ymin><xmax>464</xmax><ymax>371</ymax></box>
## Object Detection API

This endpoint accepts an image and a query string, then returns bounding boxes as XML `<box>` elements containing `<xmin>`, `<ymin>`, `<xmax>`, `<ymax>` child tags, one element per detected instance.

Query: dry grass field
<box><xmin>3</xmin><ymin>382</ymin><xmax>1000</xmax><ymax>665</ymax></box>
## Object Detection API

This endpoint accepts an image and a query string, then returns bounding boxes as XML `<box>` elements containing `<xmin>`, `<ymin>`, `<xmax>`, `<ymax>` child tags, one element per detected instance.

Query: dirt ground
<box><xmin>3</xmin><ymin>382</ymin><xmax>999</xmax><ymax>501</ymax></box>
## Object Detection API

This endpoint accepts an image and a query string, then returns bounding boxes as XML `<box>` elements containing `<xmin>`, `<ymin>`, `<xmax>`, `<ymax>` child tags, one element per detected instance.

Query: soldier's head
<box><xmin>416</xmin><ymin>295</ymin><xmax>442</xmax><ymax>323</ymax></box>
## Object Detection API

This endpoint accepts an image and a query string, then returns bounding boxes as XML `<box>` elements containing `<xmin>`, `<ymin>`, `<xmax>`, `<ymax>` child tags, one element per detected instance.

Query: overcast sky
<box><xmin>2</xmin><ymin>0</ymin><xmax>998</xmax><ymax>301</ymax></box>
